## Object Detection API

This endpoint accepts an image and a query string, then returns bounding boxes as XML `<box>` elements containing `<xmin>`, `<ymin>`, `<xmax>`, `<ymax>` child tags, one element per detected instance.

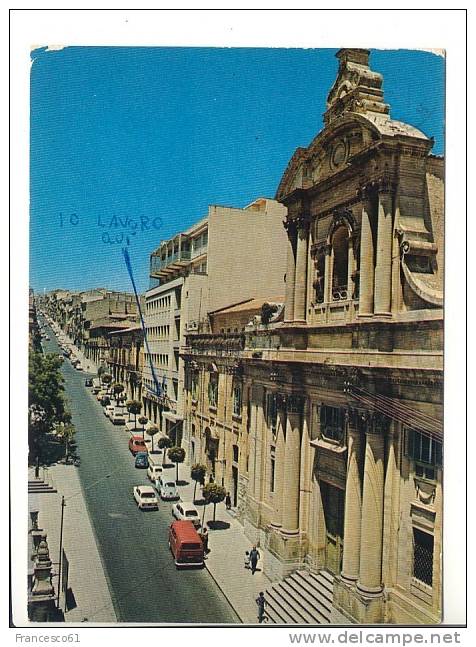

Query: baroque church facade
<box><xmin>182</xmin><ymin>48</ymin><xmax>443</xmax><ymax>624</ymax></box>
<box><xmin>241</xmin><ymin>49</ymin><xmax>443</xmax><ymax>624</ymax></box>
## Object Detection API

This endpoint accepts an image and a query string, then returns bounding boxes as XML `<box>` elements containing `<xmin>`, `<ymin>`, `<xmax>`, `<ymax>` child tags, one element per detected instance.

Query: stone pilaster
<box><xmin>294</xmin><ymin>218</ymin><xmax>310</xmax><ymax>321</ymax></box>
<box><xmin>347</xmin><ymin>234</ymin><xmax>357</xmax><ymax>299</ymax></box>
<box><xmin>324</xmin><ymin>243</ymin><xmax>333</xmax><ymax>304</ymax></box>
<box><xmin>341</xmin><ymin>412</ymin><xmax>363</xmax><ymax>583</ymax></box>
<box><xmin>357</xmin><ymin>421</ymin><xmax>385</xmax><ymax>596</ymax></box>
<box><xmin>299</xmin><ymin>399</ymin><xmax>312</xmax><ymax>536</ymax></box>
<box><xmin>271</xmin><ymin>404</ymin><xmax>286</xmax><ymax>528</ymax></box>
<box><xmin>358</xmin><ymin>188</ymin><xmax>374</xmax><ymax>315</ymax></box>
<box><xmin>374</xmin><ymin>182</ymin><xmax>394</xmax><ymax>316</ymax></box>
<box><xmin>281</xmin><ymin>395</ymin><xmax>303</xmax><ymax>535</ymax></box>
<box><xmin>284</xmin><ymin>221</ymin><xmax>297</xmax><ymax>322</ymax></box>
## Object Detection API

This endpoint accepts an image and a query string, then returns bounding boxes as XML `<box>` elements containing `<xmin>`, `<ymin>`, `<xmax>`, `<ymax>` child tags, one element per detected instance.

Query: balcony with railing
<box><xmin>150</xmin><ymin>248</ymin><xmax>191</xmax><ymax>277</ymax></box>
<box><xmin>183</xmin><ymin>332</ymin><xmax>245</xmax><ymax>357</ymax></box>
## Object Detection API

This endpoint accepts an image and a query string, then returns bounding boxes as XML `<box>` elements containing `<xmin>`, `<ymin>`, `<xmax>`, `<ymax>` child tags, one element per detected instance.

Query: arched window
<box><xmin>332</xmin><ymin>226</ymin><xmax>349</xmax><ymax>300</ymax></box>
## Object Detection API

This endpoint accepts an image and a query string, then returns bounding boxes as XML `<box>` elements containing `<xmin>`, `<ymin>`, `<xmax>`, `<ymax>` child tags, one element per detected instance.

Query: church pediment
<box><xmin>276</xmin><ymin>114</ymin><xmax>381</xmax><ymax>200</ymax></box>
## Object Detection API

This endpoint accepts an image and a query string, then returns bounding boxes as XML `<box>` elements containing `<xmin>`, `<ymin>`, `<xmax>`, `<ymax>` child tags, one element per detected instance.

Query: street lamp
<box><xmin>55</xmin><ymin>469</ymin><xmax>120</xmax><ymax>612</ymax></box>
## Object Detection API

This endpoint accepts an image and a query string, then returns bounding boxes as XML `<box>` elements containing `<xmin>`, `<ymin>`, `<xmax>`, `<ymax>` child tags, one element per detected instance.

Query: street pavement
<box><xmin>176</xmin><ymin>467</ymin><xmax>273</xmax><ymax>624</ymax></box>
<box><xmin>38</xmin><ymin>323</ymin><xmax>239</xmax><ymax>625</ymax></box>
<box><xmin>29</xmin><ymin>464</ymin><xmax>117</xmax><ymax>623</ymax></box>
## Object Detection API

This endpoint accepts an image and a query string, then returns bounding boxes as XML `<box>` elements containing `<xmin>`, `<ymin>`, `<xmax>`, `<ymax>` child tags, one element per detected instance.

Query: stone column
<box><xmin>346</xmin><ymin>234</ymin><xmax>356</xmax><ymax>300</ymax></box>
<box><xmin>271</xmin><ymin>402</ymin><xmax>286</xmax><ymax>528</ymax></box>
<box><xmin>324</xmin><ymin>244</ymin><xmax>333</xmax><ymax>303</ymax></box>
<box><xmin>341</xmin><ymin>412</ymin><xmax>363</xmax><ymax>582</ymax></box>
<box><xmin>357</xmin><ymin>421</ymin><xmax>385</xmax><ymax>595</ymax></box>
<box><xmin>358</xmin><ymin>189</ymin><xmax>374</xmax><ymax>315</ymax></box>
<box><xmin>374</xmin><ymin>185</ymin><xmax>394</xmax><ymax>316</ymax></box>
<box><xmin>284</xmin><ymin>222</ymin><xmax>297</xmax><ymax>322</ymax></box>
<box><xmin>281</xmin><ymin>395</ymin><xmax>302</xmax><ymax>535</ymax></box>
<box><xmin>248</xmin><ymin>396</ymin><xmax>258</xmax><ymax>498</ymax></box>
<box><xmin>294</xmin><ymin>219</ymin><xmax>309</xmax><ymax>321</ymax></box>
<box><xmin>299</xmin><ymin>399</ymin><xmax>312</xmax><ymax>535</ymax></box>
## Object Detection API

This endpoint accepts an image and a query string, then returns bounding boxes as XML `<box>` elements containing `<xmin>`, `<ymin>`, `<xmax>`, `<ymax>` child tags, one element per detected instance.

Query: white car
<box><xmin>172</xmin><ymin>501</ymin><xmax>201</xmax><ymax>528</ymax></box>
<box><xmin>111</xmin><ymin>407</ymin><xmax>127</xmax><ymax>425</ymax></box>
<box><xmin>157</xmin><ymin>475</ymin><xmax>179</xmax><ymax>501</ymax></box>
<box><xmin>104</xmin><ymin>404</ymin><xmax>115</xmax><ymax>418</ymax></box>
<box><xmin>76</xmin><ymin>363</ymin><xmax>83</xmax><ymax>371</ymax></box>
<box><xmin>147</xmin><ymin>462</ymin><xmax>163</xmax><ymax>484</ymax></box>
<box><xmin>133</xmin><ymin>485</ymin><xmax>159</xmax><ymax>510</ymax></box>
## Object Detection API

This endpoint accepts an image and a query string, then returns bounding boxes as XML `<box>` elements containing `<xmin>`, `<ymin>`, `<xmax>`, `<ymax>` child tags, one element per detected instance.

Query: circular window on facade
<box><xmin>331</xmin><ymin>140</ymin><xmax>347</xmax><ymax>169</ymax></box>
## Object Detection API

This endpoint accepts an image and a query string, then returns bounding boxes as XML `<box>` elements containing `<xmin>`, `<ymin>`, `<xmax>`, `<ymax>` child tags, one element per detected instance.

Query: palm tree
<box><xmin>138</xmin><ymin>416</ymin><xmax>148</xmax><ymax>439</ymax></box>
<box><xmin>146</xmin><ymin>425</ymin><xmax>160</xmax><ymax>453</ymax></box>
<box><xmin>126</xmin><ymin>400</ymin><xmax>142</xmax><ymax>427</ymax></box>
<box><xmin>191</xmin><ymin>463</ymin><xmax>207</xmax><ymax>503</ymax></box>
<box><xmin>157</xmin><ymin>436</ymin><xmax>173</xmax><ymax>466</ymax></box>
<box><xmin>168</xmin><ymin>446</ymin><xmax>186</xmax><ymax>483</ymax></box>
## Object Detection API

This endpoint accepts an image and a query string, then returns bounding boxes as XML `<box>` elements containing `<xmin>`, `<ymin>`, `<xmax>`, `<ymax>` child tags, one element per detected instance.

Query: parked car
<box><xmin>135</xmin><ymin>452</ymin><xmax>149</xmax><ymax>469</ymax></box>
<box><xmin>76</xmin><ymin>363</ymin><xmax>83</xmax><ymax>371</ymax></box>
<box><xmin>104</xmin><ymin>404</ymin><xmax>115</xmax><ymax>418</ymax></box>
<box><xmin>147</xmin><ymin>460</ymin><xmax>163</xmax><ymax>483</ymax></box>
<box><xmin>133</xmin><ymin>485</ymin><xmax>158</xmax><ymax>510</ymax></box>
<box><xmin>129</xmin><ymin>436</ymin><xmax>148</xmax><ymax>456</ymax></box>
<box><xmin>168</xmin><ymin>520</ymin><xmax>204</xmax><ymax>568</ymax></box>
<box><xmin>172</xmin><ymin>501</ymin><xmax>201</xmax><ymax>529</ymax></box>
<box><xmin>97</xmin><ymin>390</ymin><xmax>108</xmax><ymax>401</ymax></box>
<box><xmin>84</xmin><ymin>378</ymin><xmax>93</xmax><ymax>387</ymax></box>
<box><xmin>100</xmin><ymin>395</ymin><xmax>111</xmax><ymax>407</ymax></box>
<box><xmin>157</xmin><ymin>474</ymin><xmax>179</xmax><ymax>500</ymax></box>
<box><xmin>111</xmin><ymin>407</ymin><xmax>127</xmax><ymax>425</ymax></box>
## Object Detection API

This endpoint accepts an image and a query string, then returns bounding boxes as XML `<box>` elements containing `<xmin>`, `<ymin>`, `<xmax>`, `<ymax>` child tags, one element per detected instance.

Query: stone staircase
<box><xmin>28</xmin><ymin>479</ymin><xmax>57</xmax><ymax>494</ymax></box>
<box><xmin>264</xmin><ymin>569</ymin><xmax>336</xmax><ymax>624</ymax></box>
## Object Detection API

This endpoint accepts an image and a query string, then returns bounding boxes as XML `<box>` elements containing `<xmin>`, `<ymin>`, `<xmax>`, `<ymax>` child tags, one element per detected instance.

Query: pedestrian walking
<box><xmin>249</xmin><ymin>545</ymin><xmax>260</xmax><ymax>574</ymax></box>
<box><xmin>256</xmin><ymin>591</ymin><xmax>267</xmax><ymax>623</ymax></box>
<box><xmin>244</xmin><ymin>551</ymin><xmax>250</xmax><ymax>570</ymax></box>
<box><xmin>225</xmin><ymin>491</ymin><xmax>232</xmax><ymax>510</ymax></box>
<box><xmin>200</xmin><ymin>527</ymin><xmax>209</xmax><ymax>554</ymax></box>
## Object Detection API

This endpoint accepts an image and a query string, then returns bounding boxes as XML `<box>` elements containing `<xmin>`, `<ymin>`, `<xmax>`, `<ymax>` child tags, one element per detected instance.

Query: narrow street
<box><xmin>41</xmin><ymin>324</ymin><xmax>239</xmax><ymax>624</ymax></box>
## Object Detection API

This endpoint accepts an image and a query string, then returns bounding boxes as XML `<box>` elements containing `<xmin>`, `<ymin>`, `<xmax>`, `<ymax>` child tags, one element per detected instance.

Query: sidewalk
<box><xmin>29</xmin><ymin>464</ymin><xmax>117</xmax><ymax>624</ymax></box>
<box><xmin>66</xmin><ymin>337</ymin><xmax>98</xmax><ymax>374</ymax></box>
<box><xmin>172</xmin><ymin>462</ymin><xmax>273</xmax><ymax>625</ymax></box>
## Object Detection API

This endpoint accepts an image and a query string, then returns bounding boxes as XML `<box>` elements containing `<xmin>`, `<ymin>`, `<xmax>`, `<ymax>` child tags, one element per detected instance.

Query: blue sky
<box><xmin>30</xmin><ymin>47</ymin><xmax>444</xmax><ymax>294</ymax></box>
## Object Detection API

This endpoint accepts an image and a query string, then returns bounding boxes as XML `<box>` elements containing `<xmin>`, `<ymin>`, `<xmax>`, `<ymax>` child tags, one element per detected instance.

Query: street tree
<box><xmin>202</xmin><ymin>482</ymin><xmax>226</xmax><ymax>523</ymax></box>
<box><xmin>157</xmin><ymin>436</ymin><xmax>173</xmax><ymax>466</ymax></box>
<box><xmin>191</xmin><ymin>463</ymin><xmax>207</xmax><ymax>502</ymax></box>
<box><xmin>29</xmin><ymin>351</ymin><xmax>71</xmax><ymax>464</ymax></box>
<box><xmin>101</xmin><ymin>373</ymin><xmax>113</xmax><ymax>387</ymax></box>
<box><xmin>55</xmin><ymin>422</ymin><xmax>76</xmax><ymax>460</ymax></box>
<box><xmin>168</xmin><ymin>446</ymin><xmax>186</xmax><ymax>483</ymax></box>
<box><xmin>138</xmin><ymin>416</ymin><xmax>148</xmax><ymax>439</ymax></box>
<box><xmin>112</xmin><ymin>382</ymin><xmax>124</xmax><ymax>405</ymax></box>
<box><xmin>146</xmin><ymin>425</ymin><xmax>160</xmax><ymax>452</ymax></box>
<box><xmin>127</xmin><ymin>400</ymin><xmax>142</xmax><ymax>427</ymax></box>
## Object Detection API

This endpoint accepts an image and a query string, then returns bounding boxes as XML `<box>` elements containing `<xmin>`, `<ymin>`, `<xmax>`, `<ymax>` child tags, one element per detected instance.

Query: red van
<box><xmin>168</xmin><ymin>520</ymin><xmax>204</xmax><ymax>568</ymax></box>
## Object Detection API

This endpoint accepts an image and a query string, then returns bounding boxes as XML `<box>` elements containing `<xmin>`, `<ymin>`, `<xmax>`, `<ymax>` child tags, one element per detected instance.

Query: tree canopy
<box><xmin>168</xmin><ymin>446</ymin><xmax>186</xmax><ymax>482</ymax></box>
<box><xmin>202</xmin><ymin>482</ymin><xmax>226</xmax><ymax>521</ymax></box>
<box><xmin>29</xmin><ymin>351</ymin><xmax>71</xmax><ymax>463</ymax></box>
